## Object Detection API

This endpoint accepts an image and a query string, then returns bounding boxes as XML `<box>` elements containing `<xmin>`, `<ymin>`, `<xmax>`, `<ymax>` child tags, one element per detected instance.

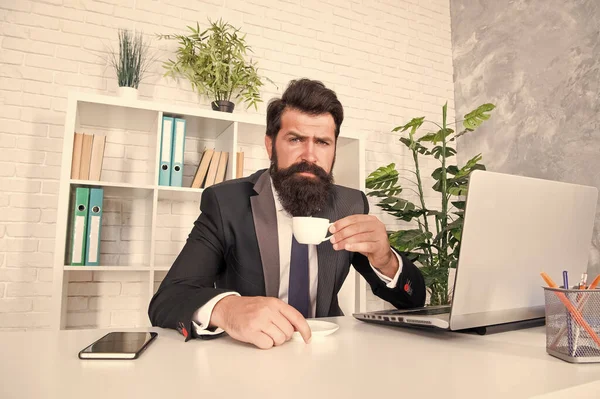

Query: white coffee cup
<box><xmin>292</xmin><ymin>217</ymin><xmax>334</xmax><ymax>245</ymax></box>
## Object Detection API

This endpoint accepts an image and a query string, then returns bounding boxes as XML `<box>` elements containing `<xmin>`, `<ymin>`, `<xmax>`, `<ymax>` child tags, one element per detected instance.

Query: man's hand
<box><xmin>329</xmin><ymin>214</ymin><xmax>399</xmax><ymax>278</ymax></box>
<box><xmin>209</xmin><ymin>296</ymin><xmax>312</xmax><ymax>349</ymax></box>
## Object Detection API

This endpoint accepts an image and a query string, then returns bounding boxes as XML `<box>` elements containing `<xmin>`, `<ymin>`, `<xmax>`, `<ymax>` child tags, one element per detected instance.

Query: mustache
<box><xmin>278</xmin><ymin>161</ymin><xmax>330</xmax><ymax>180</ymax></box>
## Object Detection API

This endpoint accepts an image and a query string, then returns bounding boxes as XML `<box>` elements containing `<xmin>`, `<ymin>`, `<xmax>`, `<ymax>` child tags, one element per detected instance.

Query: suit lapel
<box><xmin>250</xmin><ymin>171</ymin><xmax>280</xmax><ymax>298</ymax></box>
<box><xmin>315</xmin><ymin>196</ymin><xmax>339</xmax><ymax>317</ymax></box>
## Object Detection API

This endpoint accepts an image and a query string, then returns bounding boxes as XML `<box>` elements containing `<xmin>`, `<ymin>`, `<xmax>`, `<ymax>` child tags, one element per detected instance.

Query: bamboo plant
<box><xmin>159</xmin><ymin>19</ymin><xmax>270</xmax><ymax>111</ymax></box>
<box><xmin>366</xmin><ymin>103</ymin><xmax>495</xmax><ymax>305</ymax></box>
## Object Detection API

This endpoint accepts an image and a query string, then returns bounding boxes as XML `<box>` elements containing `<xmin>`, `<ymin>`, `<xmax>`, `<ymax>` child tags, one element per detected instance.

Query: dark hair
<box><xmin>266</xmin><ymin>78</ymin><xmax>344</xmax><ymax>139</ymax></box>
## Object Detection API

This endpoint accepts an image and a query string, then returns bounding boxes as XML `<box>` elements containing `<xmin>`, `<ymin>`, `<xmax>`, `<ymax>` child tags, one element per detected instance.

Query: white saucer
<box><xmin>292</xmin><ymin>319</ymin><xmax>339</xmax><ymax>341</ymax></box>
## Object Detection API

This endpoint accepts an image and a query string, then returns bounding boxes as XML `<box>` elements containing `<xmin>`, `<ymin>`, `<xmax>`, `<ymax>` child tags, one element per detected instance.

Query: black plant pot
<box><xmin>211</xmin><ymin>100</ymin><xmax>235</xmax><ymax>113</ymax></box>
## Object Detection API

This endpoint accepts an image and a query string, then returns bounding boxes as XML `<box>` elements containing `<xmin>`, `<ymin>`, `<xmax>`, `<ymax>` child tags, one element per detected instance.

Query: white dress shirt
<box><xmin>192</xmin><ymin>183</ymin><xmax>403</xmax><ymax>336</ymax></box>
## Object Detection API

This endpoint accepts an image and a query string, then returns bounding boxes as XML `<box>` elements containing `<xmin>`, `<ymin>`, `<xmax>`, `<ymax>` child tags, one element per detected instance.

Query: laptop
<box><xmin>354</xmin><ymin>170</ymin><xmax>598</xmax><ymax>333</ymax></box>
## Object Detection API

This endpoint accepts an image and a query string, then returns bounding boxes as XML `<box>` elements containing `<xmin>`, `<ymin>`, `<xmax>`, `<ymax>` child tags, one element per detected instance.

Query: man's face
<box><xmin>266</xmin><ymin>108</ymin><xmax>337</xmax><ymax>217</ymax></box>
<box><xmin>266</xmin><ymin>108</ymin><xmax>336</xmax><ymax>174</ymax></box>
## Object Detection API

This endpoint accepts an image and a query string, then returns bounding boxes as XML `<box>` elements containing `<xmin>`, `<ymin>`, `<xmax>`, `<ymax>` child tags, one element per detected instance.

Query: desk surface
<box><xmin>1</xmin><ymin>317</ymin><xmax>598</xmax><ymax>399</ymax></box>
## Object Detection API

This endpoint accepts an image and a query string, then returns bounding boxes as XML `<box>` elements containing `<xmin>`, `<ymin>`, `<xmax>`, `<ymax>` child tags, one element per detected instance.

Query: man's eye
<box><xmin>290</xmin><ymin>137</ymin><xmax>301</xmax><ymax>142</ymax></box>
<box><xmin>317</xmin><ymin>140</ymin><xmax>329</xmax><ymax>145</ymax></box>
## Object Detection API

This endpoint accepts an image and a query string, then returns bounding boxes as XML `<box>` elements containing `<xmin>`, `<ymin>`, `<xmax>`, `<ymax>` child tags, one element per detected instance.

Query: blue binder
<box><xmin>159</xmin><ymin>116</ymin><xmax>174</xmax><ymax>186</ymax></box>
<box><xmin>69</xmin><ymin>187</ymin><xmax>90</xmax><ymax>266</ymax></box>
<box><xmin>85</xmin><ymin>188</ymin><xmax>103</xmax><ymax>266</ymax></box>
<box><xmin>170</xmin><ymin>118</ymin><xmax>186</xmax><ymax>187</ymax></box>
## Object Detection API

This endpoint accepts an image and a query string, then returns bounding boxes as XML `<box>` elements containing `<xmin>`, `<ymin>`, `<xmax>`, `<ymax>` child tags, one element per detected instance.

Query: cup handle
<box><xmin>321</xmin><ymin>223</ymin><xmax>335</xmax><ymax>242</ymax></box>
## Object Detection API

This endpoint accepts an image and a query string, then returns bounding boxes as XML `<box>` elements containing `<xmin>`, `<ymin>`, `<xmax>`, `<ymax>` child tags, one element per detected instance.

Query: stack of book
<box><xmin>68</xmin><ymin>187</ymin><xmax>104</xmax><ymax>266</ymax></box>
<box><xmin>71</xmin><ymin>133</ymin><xmax>106</xmax><ymax>181</ymax></box>
<box><xmin>191</xmin><ymin>149</ymin><xmax>244</xmax><ymax>189</ymax></box>
<box><xmin>158</xmin><ymin>116</ymin><xmax>186</xmax><ymax>187</ymax></box>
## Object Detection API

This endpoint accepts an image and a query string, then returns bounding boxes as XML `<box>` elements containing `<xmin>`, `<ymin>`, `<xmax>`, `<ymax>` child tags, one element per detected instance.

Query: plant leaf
<box><xmin>418</xmin><ymin>128</ymin><xmax>454</xmax><ymax>144</ymax></box>
<box><xmin>399</xmin><ymin>137</ymin><xmax>430</xmax><ymax>155</ymax></box>
<box><xmin>431</xmin><ymin>218</ymin><xmax>463</xmax><ymax>245</ymax></box>
<box><xmin>389</xmin><ymin>229</ymin><xmax>433</xmax><ymax>252</ymax></box>
<box><xmin>365</xmin><ymin>164</ymin><xmax>402</xmax><ymax>196</ymax></box>
<box><xmin>451</xmin><ymin>200</ymin><xmax>466</xmax><ymax>210</ymax></box>
<box><xmin>431</xmin><ymin>146</ymin><xmax>456</xmax><ymax>160</ymax></box>
<box><xmin>448</xmin><ymin>185</ymin><xmax>468</xmax><ymax>196</ymax></box>
<box><xmin>393</xmin><ymin>117</ymin><xmax>424</xmax><ymax>136</ymax></box>
<box><xmin>463</xmin><ymin>103</ymin><xmax>496</xmax><ymax>131</ymax></box>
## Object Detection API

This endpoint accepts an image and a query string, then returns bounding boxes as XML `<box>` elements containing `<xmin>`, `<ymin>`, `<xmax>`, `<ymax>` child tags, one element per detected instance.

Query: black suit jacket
<box><xmin>148</xmin><ymin>169</ymin><xmax>426</xmax><ymax>340</ymax></box>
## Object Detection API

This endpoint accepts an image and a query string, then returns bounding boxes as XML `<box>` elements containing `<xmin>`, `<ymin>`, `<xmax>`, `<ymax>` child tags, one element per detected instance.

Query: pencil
<box><xmin>588</xmin><ymin>274</ymin><xmax>600</xmax><ymax>290</ymax></box>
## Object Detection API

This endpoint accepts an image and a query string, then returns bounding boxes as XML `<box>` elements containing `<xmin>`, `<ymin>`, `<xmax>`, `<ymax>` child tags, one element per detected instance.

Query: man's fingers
<box><xmin>332</xmin><ymin>232</ymin><xmax>376</xmax><ymax>251</ymax></box>
<box><xmin>252</xmin><ymin>332</ymin><xmax>275</xmax><ymax>350</ymax></box>
<box><xmin>261</xmin><ymin>323</ymin><xmax>287</xmax><ymax>346</ymax></box>
<box><xmin>330</xmin><ymin>214</ymin><xmax>374</xmax><ymax>233</ymax></box>
<box><xmin>331</xmin><ymin>218</ymin><xmax>379</xmax><ymax>244</ymax></box>
<box><xmin>331</xmin><ymin>223</ymin><xmax>369</xmax><ymax>244</ymax></box>
<box><xmin>342</xmin><ymin>241</ymin><xmax>377</xmax><ymax>254</ymax></box>
<box><xmin>270</xmin><ymin>311</ymin><xmax>295</xmax><ymax>340</ymax></box>
<box><xmin>279</xmin><ymin>305</ymin><xmax>312</xmax><ymax>343</ymax></box>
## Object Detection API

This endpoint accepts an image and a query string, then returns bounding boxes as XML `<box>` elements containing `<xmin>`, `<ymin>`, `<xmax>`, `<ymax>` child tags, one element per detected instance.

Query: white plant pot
<box><xmin>117</xmin><ymin>86</ymin><xmax>139</xmax><ymax>100</ymax></box>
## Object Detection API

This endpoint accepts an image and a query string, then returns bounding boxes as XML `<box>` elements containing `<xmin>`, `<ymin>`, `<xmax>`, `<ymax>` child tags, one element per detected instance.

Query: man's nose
<box><xmin>301</xmin><ymin>141</ymin><xmax>318</xmax><ymax>163</ymax></box>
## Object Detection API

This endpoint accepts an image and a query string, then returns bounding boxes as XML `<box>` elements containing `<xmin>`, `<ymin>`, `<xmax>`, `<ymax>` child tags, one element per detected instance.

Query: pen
<box><xmin>573</xmin><ymin>273</ymin><xmax>587</xmax><ymax>354</ymax></box>
<box><xmin>540</xmin><ymin>272</ymin><xmax>600</xmax><ymax>348</ymax></box>
<box><xmin>562</xmin><ymin>271</ymin><xmax>574</xmax><ymax>355</ymax></box>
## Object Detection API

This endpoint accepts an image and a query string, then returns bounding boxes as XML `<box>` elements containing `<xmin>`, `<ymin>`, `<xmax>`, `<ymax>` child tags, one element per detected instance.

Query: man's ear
<box><xmin>265</xmin><ymin>135</ymin><xmax>273</xmax><ymax>160</ymax></box>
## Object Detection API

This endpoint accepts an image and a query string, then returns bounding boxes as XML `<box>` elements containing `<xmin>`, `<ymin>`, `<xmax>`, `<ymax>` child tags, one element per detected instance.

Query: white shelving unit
<box><xmin>52</xmin><ymin>92</ymin><xmax>366</xmax><ymax>330</ymax></box>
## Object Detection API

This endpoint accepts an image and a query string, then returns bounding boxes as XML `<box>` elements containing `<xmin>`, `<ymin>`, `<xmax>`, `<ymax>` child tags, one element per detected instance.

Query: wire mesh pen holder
<box><xmin>543</xmin><ymin>286</ymin><xmax>600</xmax><ymax>363</ymax></box>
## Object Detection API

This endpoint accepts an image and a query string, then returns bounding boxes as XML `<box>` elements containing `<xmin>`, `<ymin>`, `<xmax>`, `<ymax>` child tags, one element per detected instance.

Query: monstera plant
<box><xmin>366</xmin><ymin>103</ymin><xmax>495</xmax><ymax>306</ymax></box>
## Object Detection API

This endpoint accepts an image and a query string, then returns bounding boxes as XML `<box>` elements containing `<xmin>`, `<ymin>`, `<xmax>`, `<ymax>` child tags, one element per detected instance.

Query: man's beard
<box><xmin>270</xmin><ymin>156</ymin><xmax>334</xmax><ymax>217</ymax></box>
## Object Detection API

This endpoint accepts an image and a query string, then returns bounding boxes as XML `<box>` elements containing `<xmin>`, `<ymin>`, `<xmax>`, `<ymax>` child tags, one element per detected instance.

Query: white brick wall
<box><xmin>0</xmin><ymin>0</ymin><xmax>455</xmax><ymax>329</ymax></box>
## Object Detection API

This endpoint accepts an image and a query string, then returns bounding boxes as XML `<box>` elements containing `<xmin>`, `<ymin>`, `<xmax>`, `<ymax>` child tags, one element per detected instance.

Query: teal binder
<box><xmin>69</xmin><ymin>187</ymin><xmax>90</xmax><ymax>266</ymax></box>
<box><xmin>170</xmin><ymin>118</ymin><xmax>186</xmax><ymax>187</ymax></box>
<box><xmin>159</xmin><ymin>116</ymin><xmax>174</xmax><ymax>186</ymax></box>
<box><xmin>84</xmin><ymin>188</ymin><xmax>103</xmax><ymax>266</ymax></box>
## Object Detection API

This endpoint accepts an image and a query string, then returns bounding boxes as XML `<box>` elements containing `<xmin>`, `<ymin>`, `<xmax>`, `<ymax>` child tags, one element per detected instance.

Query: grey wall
<box><xmin>450</xmin><ymin>0</ymin><xmax>600</xmax><ymax>276</ymax></box>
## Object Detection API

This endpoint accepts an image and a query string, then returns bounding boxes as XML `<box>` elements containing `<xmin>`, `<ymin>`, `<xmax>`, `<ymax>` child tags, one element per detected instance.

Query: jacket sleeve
<box><xmin>351</xmin><ymin>252</ymin><xmax>426</xmax><ymax>308</ymax></box>
<box><xmin>148</xmin><ymin>187</ymin><xmax>234</xmax><ymax>341</ymax></box>
<box><xmin>350</xmin><ymin>192</ymin><xmax>426</xmax><ymax>309</ymax></box>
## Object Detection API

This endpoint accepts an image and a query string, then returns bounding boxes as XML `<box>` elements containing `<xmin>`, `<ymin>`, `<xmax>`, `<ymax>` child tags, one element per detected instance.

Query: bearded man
<box><xmin>149</xmin><ymin>79</ymin><xmax>425</xmax><ymax>349</ymax></box>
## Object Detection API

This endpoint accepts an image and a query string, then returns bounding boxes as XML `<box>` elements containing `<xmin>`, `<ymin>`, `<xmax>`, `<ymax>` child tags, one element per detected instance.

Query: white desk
<box><xmin>1</xmin><ymin>317</ymin><xmax>598</xmax><ymax>399</ymax></box>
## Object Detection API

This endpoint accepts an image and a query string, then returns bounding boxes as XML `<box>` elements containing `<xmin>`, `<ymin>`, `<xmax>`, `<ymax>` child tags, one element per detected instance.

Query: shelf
<box><xmin>158</xmin><ymin>185</ymin><xmax>203</xmax><ymax>194</ymax></box>
<box><xmin>158</xmin><ymin>185</ymin><xmax>203</xmax><ymax>202</ymax></box>
<box><xmin>70</xmin><ymin>179</ymin><xmax>154</xmax><ymax>191</ymax></box>
<box><xmin>70</xmin><ymin>180</ymin><xmax>155</xmax><ymax>199</ymax></box>
<box><xmin>71</xmin><ymin>179</ymin><xmax>204</xmax><ymax>194</ymax></box>
<box><xmin>64</xmin><ymin>266</ymin><xmax>150</xmax><ymax>271</ymax></box>
<box><xmin>74</xmin><ymin>92</ymin><xmax>265</xmax><ymax>127</ymax></box>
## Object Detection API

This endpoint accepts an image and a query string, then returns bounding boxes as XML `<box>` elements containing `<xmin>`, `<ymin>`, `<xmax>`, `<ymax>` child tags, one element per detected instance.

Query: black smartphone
<box><xmin>78</xmin><ymin>332</ymin><xmax>158</xmax><ymax>360</ymax></box>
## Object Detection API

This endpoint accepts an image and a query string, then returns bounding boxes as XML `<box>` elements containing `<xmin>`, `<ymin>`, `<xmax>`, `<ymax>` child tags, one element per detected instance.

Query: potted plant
<box><xmin>366</xmin><ymin>103</ymin><xmax>495</xmax><ymax>306</ymax></box>
<box><xmin>159</xmin><ymin>19</ymin><xmax>270</xmax><ymax>112</ymax></box>
<box><xmin>109</xmin><ymin>29</ymin><xmax>151</xmax><ymax>100</ymax></box>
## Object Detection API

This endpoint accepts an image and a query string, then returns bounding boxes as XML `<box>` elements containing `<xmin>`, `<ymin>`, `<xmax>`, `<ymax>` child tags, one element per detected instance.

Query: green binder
<box><xmin>69</xmin><ymin>187</ymin><xmax>90</xmax><ymax>266</ymax></box>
